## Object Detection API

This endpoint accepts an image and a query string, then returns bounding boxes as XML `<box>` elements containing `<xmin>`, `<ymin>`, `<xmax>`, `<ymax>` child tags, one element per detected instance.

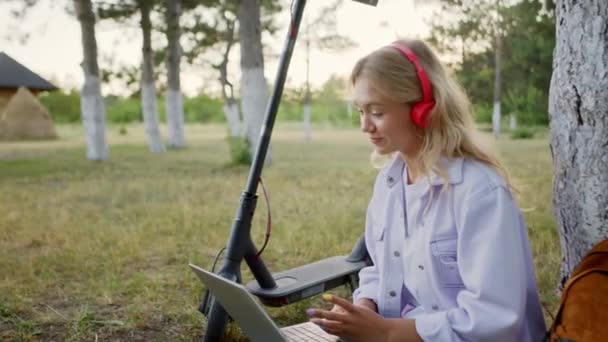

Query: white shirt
<box><xmin>353</xmin><ymin>155</ymin><xmax>546</xmax><ymax>341</ymax></box>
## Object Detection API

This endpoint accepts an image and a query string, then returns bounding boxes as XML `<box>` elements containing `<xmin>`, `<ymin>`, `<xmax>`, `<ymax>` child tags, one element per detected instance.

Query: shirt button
<box><xmin>393</xmin><ymin>251</ymin><xmax>400</xmax><ymax>257</ymax></box>
<box><xmin>389</xmin><ymin>291</ymin><xmax>397</xmax><ymax>297</ymax></box>
<box><xmin>418</xmin><ymin>265</ymin><xmax>424</xmax><ymax>270</ymax></box>
<box><xmin>432</xmin><ymin>304</ymin><xmax>439</xmax><ymax>311</ymax></box>
<box><xmin>387</xmin><ymin>176</ymin><xmax>394</xmax><ymax>184</ymax></box>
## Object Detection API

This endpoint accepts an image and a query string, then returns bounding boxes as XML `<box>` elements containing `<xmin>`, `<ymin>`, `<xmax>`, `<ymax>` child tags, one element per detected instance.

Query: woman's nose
<box><xmin>360</xmin><ymin>114</ymin><xmax>374</xmax><ymax>133</ymax></box>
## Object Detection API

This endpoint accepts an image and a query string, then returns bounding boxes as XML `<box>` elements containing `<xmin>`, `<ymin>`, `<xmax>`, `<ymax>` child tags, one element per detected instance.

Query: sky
<box><xmin>0</xmin><ymin>0</ymin><xmax>436</xmax><ymax>97</ymax></box>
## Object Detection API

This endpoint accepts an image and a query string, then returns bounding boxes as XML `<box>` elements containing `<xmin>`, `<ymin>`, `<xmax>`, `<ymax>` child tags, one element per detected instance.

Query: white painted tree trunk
<box><xmin>141</xmin><ymin>82</ymin><xmax>164</xmax><ymax>152</ymax></box>
<box><xmin>241</xmin><ymin>67</ymin><xmax>268</xmax><ymax>154</ymax></box>
<box><xmin>165</xmin><ymin>0</ymin><xmax>186</xmax><ymax>148</ymax></box>
<box><xmin>492</xmin><ymin>101</ymin><xmax>501</xmax><ymax>136</ymax></box>
<box><xmin>140</xmin><ymin>1</ymin><xmax>164</xmax><ymax>153</ymax></box>
<box><xmin>223</xmin><ymin>100</ymin><xmax>241</xmax><ymax>137</ymax></box>
<box><xmin>492</xmin><ymin>32</ymin><xmax>502</xmax><ymax>138</ymax></box>
<box><xmin>239</xmin><ymin>0</ymin><xmax>270</xmax><ymax>161</ymax></box>
<box><xmin>303</xmin><ymin>102</ymin><xmax>312</xmax><ymax>141</ymax></box>
<box><xmin>549</xmin><ymin>0</ymin><xmax>608</xmax><ymax>286</ymax></box>
<box><xmin>509</xmin><ymin>113</ymin><xmax>517</xmax><ymax>130</ymax></box>
<box><xmin>74</xmin><ymin>0</ymin><xmax>108</xmax><ymax>161</ymax></box>
<box><xmin>165</xmin><ymin>88</ymin><xmax>185</xmax><ymax>147</ymax></box>
<box><xmin>80</xmin><ymin>75</ymin><xmax>108</xmax><ymax>160</ymax></box>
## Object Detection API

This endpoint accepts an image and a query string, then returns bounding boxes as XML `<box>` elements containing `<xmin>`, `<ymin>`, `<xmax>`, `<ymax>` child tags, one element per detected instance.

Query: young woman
<box><xmin>306</xmin><ymin>39</ymin><xmax>546</xmax><ymax>341</ymax></box>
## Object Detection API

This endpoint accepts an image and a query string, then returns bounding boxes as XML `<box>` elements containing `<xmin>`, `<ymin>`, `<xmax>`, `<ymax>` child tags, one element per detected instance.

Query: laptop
<box><xmin>189</xmin><ymin>263</ymin><xmax>340</xmax><ymax>342</ymax></box>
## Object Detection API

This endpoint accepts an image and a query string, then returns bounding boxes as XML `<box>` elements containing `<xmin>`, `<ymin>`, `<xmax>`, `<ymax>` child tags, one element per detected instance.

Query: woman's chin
<box><xmin>374</xmin><ymin>146</ymin><xmax>394</xmax><ymax>155</ymax></box>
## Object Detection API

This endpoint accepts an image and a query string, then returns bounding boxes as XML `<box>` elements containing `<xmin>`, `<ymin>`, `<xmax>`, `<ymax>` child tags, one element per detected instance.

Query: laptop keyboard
<box><xmin>282</xmin><ymin>322</ymin><xmax>339</xmax><ymax>342</ymax></box>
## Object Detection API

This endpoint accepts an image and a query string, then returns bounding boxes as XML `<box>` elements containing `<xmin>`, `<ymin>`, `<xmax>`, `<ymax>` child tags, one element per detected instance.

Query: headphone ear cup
<box><xmin>410</xmin><ymin>101</ymin><xmax>435</xmax><ymax>128</ymax></box>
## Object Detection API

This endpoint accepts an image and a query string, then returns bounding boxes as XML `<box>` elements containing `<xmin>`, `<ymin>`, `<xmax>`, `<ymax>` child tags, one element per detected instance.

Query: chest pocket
<box><xmin>430</xmin><ymin>236</ymin><xmax>464</xmax><ymax>288</ymax></box>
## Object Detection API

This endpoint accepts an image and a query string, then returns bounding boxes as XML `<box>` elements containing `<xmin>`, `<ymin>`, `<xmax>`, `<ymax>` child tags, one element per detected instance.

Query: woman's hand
<box><xmin>330</xmin><ymin>298</ymin><xmax>375</xmax><ymax>315</ymax></box>
<box><xmin>308</xmin><ymin>294</ymin><xmax>421</xmax><ymax>342</ymax></box>
<box><xmin>308</xmin><ymin>294</ymin><xmax>391</xmax><ymax>342</ymax></box>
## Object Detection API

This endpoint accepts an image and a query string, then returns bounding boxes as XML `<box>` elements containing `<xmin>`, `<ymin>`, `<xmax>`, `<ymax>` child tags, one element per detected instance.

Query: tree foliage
<box><xmin>429</xmin><ymin>0</ymin><xmax>554</xmax><ymax>125</ymax></box>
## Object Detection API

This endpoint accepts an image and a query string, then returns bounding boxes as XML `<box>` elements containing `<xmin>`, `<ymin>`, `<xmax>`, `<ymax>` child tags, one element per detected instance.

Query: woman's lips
<box><xmin>370</xmin><ymin>137</ymin><xmax>384</xmax><ymax>145</ymax></box>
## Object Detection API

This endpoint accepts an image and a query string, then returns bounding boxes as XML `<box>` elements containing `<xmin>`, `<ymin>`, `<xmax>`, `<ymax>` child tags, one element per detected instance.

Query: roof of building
<box><xmin>0</xmin><ymin>52</ymin><xmax>57</xmax><ymax>91</ymax></box>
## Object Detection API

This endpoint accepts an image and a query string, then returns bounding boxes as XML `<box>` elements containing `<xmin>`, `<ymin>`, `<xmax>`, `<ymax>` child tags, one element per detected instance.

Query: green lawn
<box><xmin>0</xmin><ymin>123</ymin><xmax>559</xmax><ymax>341</ymax></box>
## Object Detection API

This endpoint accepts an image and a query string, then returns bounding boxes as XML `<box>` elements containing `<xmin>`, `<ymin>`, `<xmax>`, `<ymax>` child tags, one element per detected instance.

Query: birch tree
<box><xmin>165</xmin><ymin>0</ymin><xmax>186</xmax><ymax>148</ymax></box>
<box><xmin>301</xmin><ymin>0</ymin><xmax>355</xmax><ymax>141</ymax></box>
<box><xmin>181</xmin><ymin>0</ymin><xmax>280</xmax><ymax>140</ymax></box>
<box><xmin>74</xmin><ymin>0</ymin><xmax>109</xmax><ymax>160</ymax></box>
<box><xmin>492</xmin><ymin>26</ymin><xmax>502</xmax><ymax>137</ymax></box>
<box><xmin>238</xmin><ymin>0</ymin><xmax>269</xmax><ymax>159</ymax></box>
<box><xmin>217</xmin><ymin>17</ymin><xmax>242</xmax><ymax>137</ymax></box>
<box><xmin>140</xmin><ymin>0</ymin><xmax>165</xmax><ymax>152</ymax></box>
<box><xmin>97</xmin><ymin>0</ymin><xmax>165</xmax><ymax>153</ymax></box>
<box><xmin>549</xmin><ymin>0</ymin><xmax>608</xmax><ymax>285</ymax></box>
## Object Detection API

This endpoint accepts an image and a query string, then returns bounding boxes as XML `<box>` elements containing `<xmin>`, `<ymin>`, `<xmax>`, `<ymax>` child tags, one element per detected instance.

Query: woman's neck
<box><xmin>400</xmin><ymin>153</ymin><xmax>423</xmax><ymax>185</ymax></box>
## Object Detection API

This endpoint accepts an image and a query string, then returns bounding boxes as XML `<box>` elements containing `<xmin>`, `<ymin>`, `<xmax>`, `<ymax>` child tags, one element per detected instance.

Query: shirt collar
<box><xmin>382</xmin><ymin>154</ymin><xmax>464</xmax><ymax>187</ymax></box>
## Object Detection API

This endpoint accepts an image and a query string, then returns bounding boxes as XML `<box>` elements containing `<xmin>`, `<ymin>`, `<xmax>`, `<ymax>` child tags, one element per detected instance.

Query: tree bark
<box><xmin>74</xmin><ymin>0</ymin><xmax>108</xmax><ymax>161</ymax></box>
<box><xmin>219</xmin><ymin>17</ymin><xmax>242</xmax><ymax>137</ymax></box>
<box><xmin>238</xmin><ymin>0</ymin><xmax>270</xmax><ymax>160</ymax></box>
<box><xmin>492</xmin><ymin>31</ymin><xmax>502</xmax><ymax>138</ymax></box>
<box><xmin>549</xmin><ymin>0</ymin><xmax>608</xmax><ymax>287</ymax></box>
<box><xmin>140</xmin><ymin>0</ymin><xmax>165</xmax><ymax>153</ymax></box>
<box><xmin>223</xmin><ymin>98</ymin><xmax>241</xmax><ymax>137</ymax></box>
<box><xmin>304</xmin><ymin>22</ymin><xmax>312</xmax><ymax>141</ymax></box>
<box><xmin>165</xmin><ymin>0</ymin><xmax>186</xmax><ymax>148</ymax></box>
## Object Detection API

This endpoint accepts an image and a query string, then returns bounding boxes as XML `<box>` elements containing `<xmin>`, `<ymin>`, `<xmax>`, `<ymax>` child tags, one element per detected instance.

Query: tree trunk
<box><xmin>509</xmin><ymin>113</ymin><xmax>517</xmax><ymax>130</ymax></box>
<box><xmin>73</xmin><ymin>0</ymin><xmax>108</xmax><ymax>161</ymax></box>
<box><xmin>238</xmin><ymin>0</ymin><xmax>270</xmax><ymax>160</ymax></box>
<box><xmin>219</xmin><ymin>19</ymin><xmax>242</xmax><ymax>137</ymax></box>
<box><xmin>303</xmin><ymin>16</ymin><xmax>312</xmax><ymax>141</ymax></box>
<box><xmin>223</xmin><ymin>98</ymin><xmax>241</xmax><ymax>137</ymax></box>
<box><xmin>492</xmin><ymin>32</ymin><xmax>502</xmax><ymax>138</ymax></box>
<box><xmin>303</xmin><ymin>101</ymin><xmax>312</xmax><ymax>141</ymax></box>
<box><xmin>140</xmin><ymin>0</ymin><xmax>165</xmax><ymax>153</ymax></box>
<box><xmin>165</xmin><ymin>0</ymin><xmax>186</xmax><ymax>148</ymax></box>
<box><xmin>549</xmin><ymin>0</ymin><xmax>608</xmax><ymax>287</ymax></box>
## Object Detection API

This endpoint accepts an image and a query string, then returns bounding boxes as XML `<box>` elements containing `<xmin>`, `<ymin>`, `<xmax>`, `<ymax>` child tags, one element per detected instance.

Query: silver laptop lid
<box><xmin>189</xmin><ymin>263</ymin><xmax>286</xmax><ymax>342</ymax></box>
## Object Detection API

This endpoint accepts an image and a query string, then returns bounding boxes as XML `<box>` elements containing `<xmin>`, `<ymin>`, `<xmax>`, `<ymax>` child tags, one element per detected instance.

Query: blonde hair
<box><xmin>351</xmin><ymin>38</ymin><xmax>513</xmax><ymax>191</ymax></box>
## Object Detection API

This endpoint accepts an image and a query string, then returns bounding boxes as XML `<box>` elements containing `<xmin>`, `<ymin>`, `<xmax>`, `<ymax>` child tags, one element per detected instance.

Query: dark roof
<box><xmin>0</xmin><ymin>52</ymin><xmax>57</xmax><ymax>91</ymax></box>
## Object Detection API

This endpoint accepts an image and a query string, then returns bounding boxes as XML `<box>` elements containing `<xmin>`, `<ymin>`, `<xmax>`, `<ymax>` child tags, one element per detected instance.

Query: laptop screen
<box><xmin>189</xmin><ymin>263</ymin><xmax>286</xmax><ymax>342</ymax></box>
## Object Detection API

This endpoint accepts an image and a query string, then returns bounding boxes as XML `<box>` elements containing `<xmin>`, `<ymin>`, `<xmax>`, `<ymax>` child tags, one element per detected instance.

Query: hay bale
<box><xmin>0</xmin><ymin>95</ymin><xmax>9</xmax><ymax>114</ymax></box>
<box><xmin>0</xmin><ymin>87</ymin><xmax>58</xmax><ymax>141</ymax></box>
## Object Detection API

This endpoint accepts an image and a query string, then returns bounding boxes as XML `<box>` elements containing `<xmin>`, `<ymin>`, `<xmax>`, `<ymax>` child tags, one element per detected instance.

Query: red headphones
<box><xmin>389</xmin><ymin>44</ymin><xmax>435</xmax><ymax>128</ymax></box>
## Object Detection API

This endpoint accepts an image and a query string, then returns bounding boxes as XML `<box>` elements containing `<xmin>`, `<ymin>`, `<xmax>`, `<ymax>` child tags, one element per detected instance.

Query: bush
<box><xmin>473</xmin><ymin>103</ymin><xmax>493</xmax><ymax>124</ymax></box>
<box><xmin>504</xmin><ymin>87</ymin><xmax>549</xmax><ymax>126</ymax></box>
<box><xmin>39</xmin><ymin>90</ymin><xmax>81</xmax><ymax>123</ymax></box>
<box><xmin>184</xmin><ymin>95</ymin><xmax>224</xmax><ymax>123</ymax></box>
<box><xmin>277</xmin><ymin>100</ymin><xmax>302</xmax><ymax>121</ymax></box>
<box><xmin>227</xmin><ymin>137</ymin><xmax>251</xmax><ymax>165</ymax></box>
<box><xmin>510</xmin><ymin>127</ymin><xmax>535</xmax><ymax>139</ymax></box>
<box><xmin>106</xmin><ymin>97</ymin><xmax>141</xmax><ymax>123</ymax></box>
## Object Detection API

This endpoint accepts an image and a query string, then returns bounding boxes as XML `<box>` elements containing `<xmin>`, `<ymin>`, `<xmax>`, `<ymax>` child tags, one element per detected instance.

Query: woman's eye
<box><xmin>371</xmin><ymin>112</ymin><xmax>384</xmax><ymax>117</ymax></box>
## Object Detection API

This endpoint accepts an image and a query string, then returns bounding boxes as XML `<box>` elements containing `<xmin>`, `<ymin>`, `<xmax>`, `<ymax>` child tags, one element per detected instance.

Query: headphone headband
<box><xmin>389</xmin><ymin>43</ymin><xmax>434</xmax><ymax>103</ymax></box>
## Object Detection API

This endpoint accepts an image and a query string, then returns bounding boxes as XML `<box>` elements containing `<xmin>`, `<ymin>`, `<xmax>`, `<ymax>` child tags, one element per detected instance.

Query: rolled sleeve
<box><xmin>415</xmin><ymin>185</ymin><xmax>527</xmax><ymax>341</ymax></box>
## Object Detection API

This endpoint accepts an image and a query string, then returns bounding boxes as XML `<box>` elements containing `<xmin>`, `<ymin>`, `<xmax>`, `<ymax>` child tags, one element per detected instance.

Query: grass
<box><xmin>0</xmin><ymin>123</ymin><xmax>559</xmax><ymax>341</ymax></box>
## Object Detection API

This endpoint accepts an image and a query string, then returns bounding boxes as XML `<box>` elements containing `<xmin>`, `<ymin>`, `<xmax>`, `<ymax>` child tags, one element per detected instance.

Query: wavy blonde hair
<box><xmin>351</xmin><ymin>38</ymin><xmax>513</xmax><ymax>190</ymax></box>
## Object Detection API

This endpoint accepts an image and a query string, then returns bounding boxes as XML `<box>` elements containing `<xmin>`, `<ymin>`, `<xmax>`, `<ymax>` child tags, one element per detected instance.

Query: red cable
<box><xmin>255</xmin><ymin>177</ymin><xmax>272</xmax><ymax>259</ymax></box>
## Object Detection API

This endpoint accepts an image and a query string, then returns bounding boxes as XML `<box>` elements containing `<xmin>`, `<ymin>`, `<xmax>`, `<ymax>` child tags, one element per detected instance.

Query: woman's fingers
<box><xmin>310</xmin><ymin>318</ymin><xmax>345</xmax><ymax>336</ymax></box>
<box><xmin>330</xmin><ymin>304</ymin><xmax>348</xmax><ymax>314</ymax></box>
<box><xmin>310</xmin><ymin>309</ymin><xmax>350</xmax><ymax>322</ymax></box>
<box><xmin>322</xmin><ymin>294</ymin><xmax>356</xmax><ymax>313</ymax></box>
